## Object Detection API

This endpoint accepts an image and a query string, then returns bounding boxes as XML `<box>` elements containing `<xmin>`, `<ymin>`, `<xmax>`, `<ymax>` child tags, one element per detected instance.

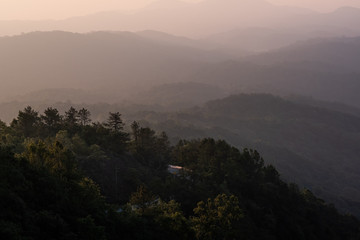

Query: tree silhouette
<box><xmin>13</xmin><ymin>106</ymin><xmax>40</xmax><ymax>137</ymax></box>
<box><xmin>106</xmin><ymin>112</ymin><xmax>124</xmax><ymax>132</ymax></box>
<box><xmin>65</xmin><ymin>107</ymin><xmax>79</xmax><ymax>126</ymax></box>
<box><xmin>78</xmin><ymin>108</ymin><xmax>91</xmax><ymax>126</ymax></box>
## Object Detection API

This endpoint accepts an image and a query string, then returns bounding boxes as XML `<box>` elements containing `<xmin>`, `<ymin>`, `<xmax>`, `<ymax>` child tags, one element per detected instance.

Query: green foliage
<box><xmin>192</xmin><ymin>194</ymin><xmax>244</xmax><ymax>240</ymax></box>
<box><xmin>126</xmin><ymin>186</ymin><xmax>192</xmax><ymax>240</ymax></box>
<box><xmin>65</xmin><ymin>106</ymin><xmax>79</xmax><ymax>126</ymax></box>
<box><xmin>106</xmin><ymin>112</ymin><xmax>124</xmax><ymax>132</ymax></box>
<box><xmin>11</xmin><ymin>106</ymin><xmax>40</xmax><ymax>137</ymax></box>
<box><xmin>0</xmin><ymin>120</ymin><xmax>8</xmax><ymax>136</ymax></box>
<box><xmin>153</xmin><ymin>200</ymin><xmax>190</xmax><ymax>238</ymax></box>
<box><xmin>41</xmin><ymin>107</ymin><xmax>62</xmax><ymax>135</ymax></box>
<box><xmin>170</xmin><ymin>138</ymin><xmax>360</xmax><ymax>239</ymax></box>
<box><xmin>0</xmin><ymin>142</ymin><xmax>107</xmax><ymax>239</ymax></box>
<box><xmin>137</xmin><ymin>93</ymin><xmax>360</xmax><ymax>217</ymax></box>
<box><xmin>22</xmin><ymin>140</ymin><xmax>78</xmax><ymax>179</ymax></box>
<box><xmin>129</xmin><ymin>185</ymin><xmax>158</xmax><ymax>214</ymax></box>
<box><xmin>78</xmin><ymin>108</ymin><xmax>91</xmax><ymax>126</ymax></box>
<box><xmin>130</xmin><ymin>125</ymin><xmax>170</xmax><ymax>170</ymax></box>
<box><xmin>1</xmin><ymin>106</ymin><xmax>360</xmax><ymax>240</ymax></box>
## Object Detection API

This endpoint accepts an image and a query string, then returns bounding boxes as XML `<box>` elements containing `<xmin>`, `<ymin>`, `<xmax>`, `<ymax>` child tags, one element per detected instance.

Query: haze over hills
<box><xmin>5</xmin><ymin>93</ymin><xmax>356</xmax><ymax>217</ymax></box>
<box><xmin>127</xmin><ymin>82</ymin><xmax>229</xmax><ymax>109</ymax></box>
<box><xmin>204</xmin><ymin>24</ymin><xmax>360</xmax><ymax>52</ymax></box>
<box><xmin>127</xmin><ymin>94</ymin><xmax>360</xmax><ymax>216</ymax></box>
<box><xmin>2</xmin><ymin>90</ymin><xmax>360</xmax><ymax>217</ymax></box>
<box><xmin>2</xmin><ymin>0</ymin><xmax>360</xmax><ymax>238</ymax></box>
<box><xmin>0</xmin><ymin>82</ymin><xmax>228</xmax><ymax>123</ymax></box>
<box><xmin>191</xmin><ymin>36</ymin><xmax>360</xmax><ymax>107</ymax></box>
<box><xmin>0</xmin><ymin>0</ymin><xmax>308</xmax><ymax>37</ymax></box>
<box><xmin>2</xmin><ymin>30</ymin><xmax>360</xmax><ymax>108</ymax></box>
<box><xmin>2</xmin><ymin>100</ymin><xmax>360</xmax><ymax>239</ymax></box>
<box><xmin>1</xmin><ymin>0</ymin><xmax>360</xmax><ymax>42</ymax></box>
<box><xmin>0</xmin><ymin>31</ymin><xmax>230</xmax><ymax>101</ymax></box>
<box><xmin>193</xmin><ymin>64</ymin><xmax>360</xmax><ymax>107</ymax></box>
<box><xmin>247</xmin><ymin>36</ymin><xmax>360</xmax><ymax>71</ymax></box>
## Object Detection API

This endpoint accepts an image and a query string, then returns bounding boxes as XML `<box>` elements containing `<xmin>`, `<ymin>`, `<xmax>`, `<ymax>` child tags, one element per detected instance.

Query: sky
<box><xmin>0</xmin><ymin>0</ymin><xmax>360</xmax><ymax>20</ymax></box>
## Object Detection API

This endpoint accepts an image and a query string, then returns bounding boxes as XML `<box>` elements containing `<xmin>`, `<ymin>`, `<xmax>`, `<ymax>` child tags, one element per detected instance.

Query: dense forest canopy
<box><xmin>1</xmin><ymin>106</ymin><xmax>359</xmax><ymax>239</ymax></box>
<box><xmin>2</xmin><ymin>93</ymin><xmax>360</xmax><ymax>217</ymax></box>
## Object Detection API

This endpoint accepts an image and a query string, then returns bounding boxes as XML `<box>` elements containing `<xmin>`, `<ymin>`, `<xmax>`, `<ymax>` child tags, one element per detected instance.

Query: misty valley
<box><xmin>1</xmin><ymin>0</ymin><xmax>360</xmax><ymax>239</ymax></box>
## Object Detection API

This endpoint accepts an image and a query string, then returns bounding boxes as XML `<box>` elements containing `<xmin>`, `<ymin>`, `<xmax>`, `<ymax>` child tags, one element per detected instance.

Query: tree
<box><xmin>0</xmin><ymin>120</ymin><xmax>8</xmax><ymax>137</ymax></box>
<box><xmin>22</xmin><ymin>140</ymin><xmax>77</xmax><ymax>179</ymax></box>
<box><xmin>137</xmin><ymin>127</ymin><xmax>156</xmax><ymax>149</ymax></box>
<box><xmin>101</xmin><ymin>113</ymin><xmax>129</xmax><ymax>153</ymax></box>
<box><xmin>12</xmin><ymin>106</ymin><xmax>40</xmax><ymax>137</ymax></box>
<box><xmin>130</xmin><ymin>126</ymin><xmax>169</xmax><ymax>169</ymax></box>
<box><xmin>0</xmin><ymin>141</ymin><xmax>109</xmax><ymax>240</ymax></box>
<box><xmin>153</xmin><ymin>200</ymin><xmax>192</xmax><ymax>239</ymax></box>
<box><xmin>192</xmin><ymin>194</ymin><xmax>244</xmax><ymax>240</ymax></box>
<box><xmin>129</xmin><ymin>185</ymin><xmax>157</xmax><ymax>214</ymax></box>
<box><xmin>64</xmin><ymin>107</ymin><xmax>79</xmax><ymax>126</ymax></box>
<box><xmin>106</xmin><ymin>112</ymin><xmax>124</xmax><ymax>132</ymax></box>
<box><xmin>41</xmin><ymin>107</ymin><xmax>61</xmax><ymax>133</ymax></box>
<box><xmin>131</xmin><ymin>121</ymin><xmax>140</xmax><ymax>142</ymax></box>
<box><xmin>78</xmin><ymin>108</ymin><xmax>91</xmax><ymax>126</ymax></box>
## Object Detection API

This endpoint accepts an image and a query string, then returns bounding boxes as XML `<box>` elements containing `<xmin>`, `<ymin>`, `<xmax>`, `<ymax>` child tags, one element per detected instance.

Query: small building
<box><xmin>167</xmin><ymin>165</ymin><xmax>183</xmax><ymax>175</ymax></box>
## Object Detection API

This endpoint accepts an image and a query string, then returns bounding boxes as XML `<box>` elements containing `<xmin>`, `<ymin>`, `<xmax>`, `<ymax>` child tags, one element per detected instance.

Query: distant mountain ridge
<box><xmin>0</xmin><ymin>31</ymin><xmax>229</xmax><ymax>101</ymax></box>
<box><xmin>246</xmin><ymin>36</ymin><xmax>360</xmax><ymax>71</ymax></box>
<box><xmin>1</xmin><ymin>31</ymin><xmax>360</xmax><ymax>108</ymax></box>
<box><xmin>0</xmin><ymin>0</ymin><xmax>358</xmax><ymax>39</ymax></box>
<box><xmin>191</xmin><ymin>35</ymin><xmax>360</xmax><ymax>107</ymax></box>
<box><xmin>204</xmin><ymin>25</ymin><xmax>360</xmax><ymax>52</ymax></box>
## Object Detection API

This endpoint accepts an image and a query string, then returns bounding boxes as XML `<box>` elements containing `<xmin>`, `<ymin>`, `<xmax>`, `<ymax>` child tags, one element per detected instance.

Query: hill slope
<box><xmin>247</xmin><ymin>36</ymin><xmax>360</xmax><ymax>71</ymax></box>
<box><xmin>192</xmin><ymin>36</ymin><xmax>360</xmax><ymax>107</ymax></box>
<box><xmin>1</xmin><ymin>104</ymin><xmax>360</xmax><ymax>239</ymax></box>
<box><xmin>0</xmin><ymin>31</ymin><xmax>227</xmax><ymax>101</ymax></box>
<box><xmin>129</xmin><ymin>94</ymin><xmax>360</xmax><ymax>216</ymax></box>
<box><xmin>0</xmin><ymin>0</ymin><xmax>312</xmax><ymax>37</ymax></box>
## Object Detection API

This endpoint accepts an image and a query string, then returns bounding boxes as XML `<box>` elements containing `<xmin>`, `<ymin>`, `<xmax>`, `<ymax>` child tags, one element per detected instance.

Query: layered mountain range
<box><xmin>1</xmin><ymin>30</ymin><xmax>360</xmax><ymax>106</ymax></box>
<box><xmin>1</xmin><ymin>0</ymin><xmax>360</xmax><ymax>219</ymax></box>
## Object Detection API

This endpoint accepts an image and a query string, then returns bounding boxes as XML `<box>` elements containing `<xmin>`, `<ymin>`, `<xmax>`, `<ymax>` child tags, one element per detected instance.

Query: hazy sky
<box><xmin>1</xmin><ymin>0</ymin><xmax>360</xmax><ymax>20</ymax></box>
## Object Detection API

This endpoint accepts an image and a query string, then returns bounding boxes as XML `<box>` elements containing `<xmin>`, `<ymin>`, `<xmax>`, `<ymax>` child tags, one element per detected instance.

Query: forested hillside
<box><xmin>1</xmin><ymin>106</ymin><xmax>359</xmax><ymax>239</ymax></box>
<box><xmin>2</xmin><ymin>94</ymin><xmax>360</xmax><ymax>216</ymax></box>
<box><xmin>2</xmin><ymin>0</ymin><xmax>360</xmax><ymax>238</ymax></box>
<box><xmin>128</xmin><ymin>94</ymin><xmax>360</xmax><ymax>216</ymax></box>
